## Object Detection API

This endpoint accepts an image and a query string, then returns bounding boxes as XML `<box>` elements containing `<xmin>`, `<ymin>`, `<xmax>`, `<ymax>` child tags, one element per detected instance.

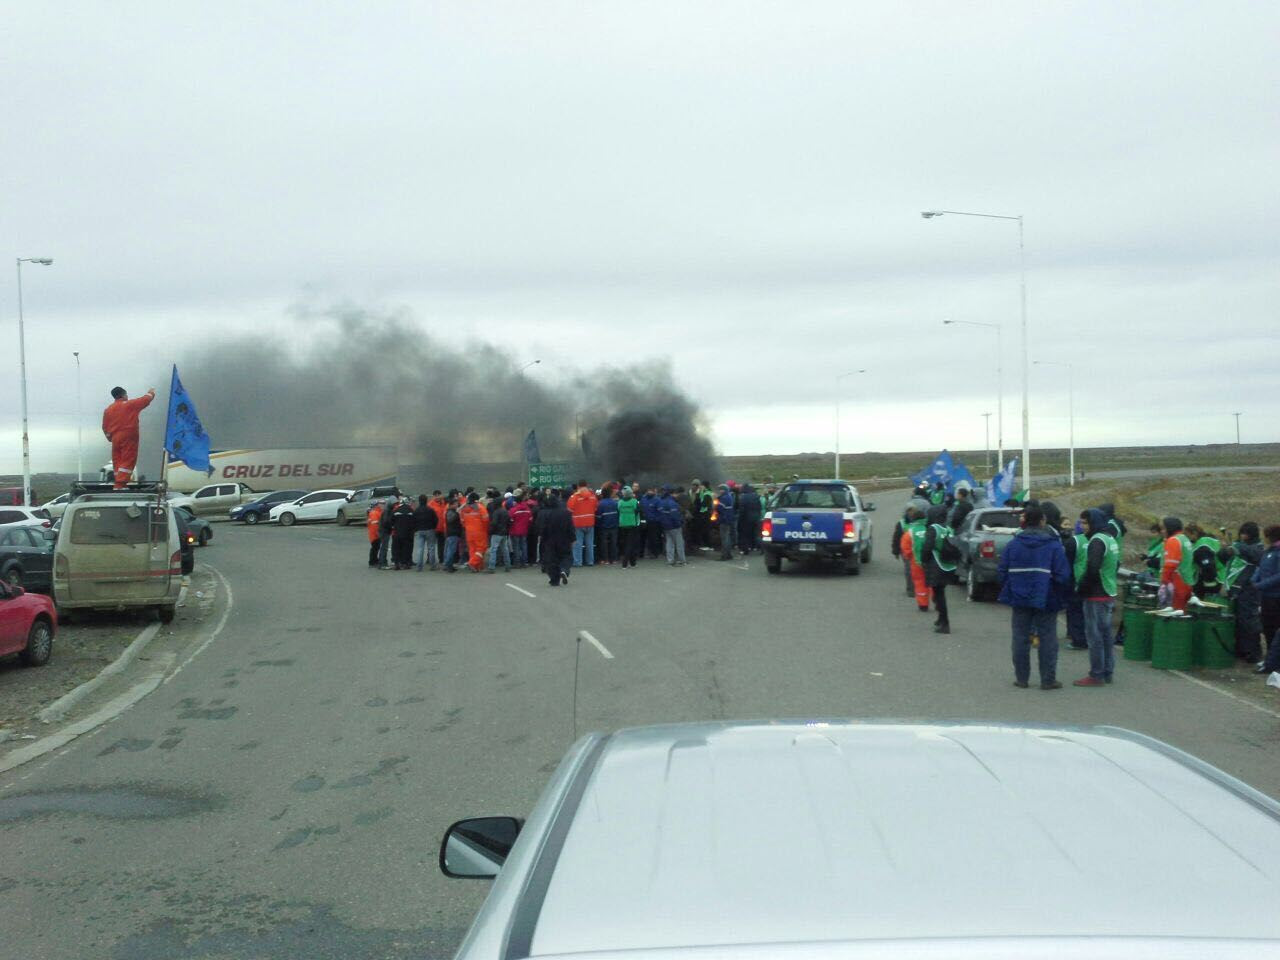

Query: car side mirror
<box><xmin>439</xmin><ymin>816</ymin><xmax>522</xmax><ymax>879</ymax></box>
<box><xmin>7</xmin><ymin>585</ymin><xmax>24</xmax><ymax>597</ymax></box>
<box><xmin>864</xmin><ymin>502</ymin><xmax>876</xmax><ymax>511</ymax></box>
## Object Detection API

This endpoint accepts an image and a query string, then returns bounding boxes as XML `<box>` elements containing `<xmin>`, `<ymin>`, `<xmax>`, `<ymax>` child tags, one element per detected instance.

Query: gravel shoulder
<box><xmin>0</xmin><ymin>566</ymin><xmax>217</xmax><ymax>740</ymax></box>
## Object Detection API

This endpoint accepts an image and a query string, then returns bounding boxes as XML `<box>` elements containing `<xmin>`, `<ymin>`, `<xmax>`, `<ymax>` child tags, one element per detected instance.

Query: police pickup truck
<box><xmin>760</xmin><ymin>479</ymin><xmax>874</xmax><ymax>575</ymax></box>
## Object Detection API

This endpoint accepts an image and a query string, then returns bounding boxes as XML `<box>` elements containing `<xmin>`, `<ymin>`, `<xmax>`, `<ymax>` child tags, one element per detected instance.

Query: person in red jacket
<box><xmin>566</xmin><ymin>480</ymin><xmax>598</xmax><ymax>567</ymax></box>
<box><xmin>101</xmin><ymin>386</ymin><xmax>156</xmax><ymax>489</ymax></box>
<box><xmin>508</xmin><ymin>495</ymin><xmax>534</xmax><ymax>568</ymax></box>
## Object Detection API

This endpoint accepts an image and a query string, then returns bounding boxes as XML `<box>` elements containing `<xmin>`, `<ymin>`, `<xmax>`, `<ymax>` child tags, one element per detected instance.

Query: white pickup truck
<box><xmin>167</xmin><ymin>482</ymin><xmax>259</xmax><ymax>517</ymax></box>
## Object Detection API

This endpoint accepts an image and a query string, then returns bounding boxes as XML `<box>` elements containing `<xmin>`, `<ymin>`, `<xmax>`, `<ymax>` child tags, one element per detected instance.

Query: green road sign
<box><xmin>528</xmin><ymin>462</ymin><xmax>570</xmax><ymax>488</ymax></box>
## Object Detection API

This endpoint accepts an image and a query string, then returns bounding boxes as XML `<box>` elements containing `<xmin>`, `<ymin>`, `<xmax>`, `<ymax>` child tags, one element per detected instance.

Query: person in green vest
<box><xmin>1159</xmin><ymin>516</ymin><xmax>1195</xmax><ymax>611</ymax></box>
<box><xmin>1073</xmin><ymin>508</ymin><xmax>1121</xmax><ymax>686</ymax></box>
<box><xmin>929</xmin><ymin>483</ymin><xmax>946</xmax><ymax>506</ymax></box>
<box><xmin>1183</xmin><ymin>522</ymin><xmax>1224</xmax><ymax>599</ymax></box>
<box><xmin>616</xmin><ymin>486</ymin><xmax>643</xmax><ymax>568</ymax></box>
<box><xmin>1219</xmin><ymin>521</ymin><xmax>1265</xmax><ymax>662</ymax></box>
<box><xmin>921</xmin><ymin>505</ymin><xmax>958</xmax><ymax>634</ymax></box>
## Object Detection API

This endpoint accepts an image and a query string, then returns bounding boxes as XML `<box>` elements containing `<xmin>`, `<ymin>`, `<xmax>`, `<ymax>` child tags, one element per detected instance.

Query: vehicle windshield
<box><xmin>773</xmin><ymin>485</ymin><xmax>851</xmax><ymax>509</ymax></box>
<box><xmin>977</xmin><ymin>510</ymin><xmax>1021</xmax><ymax>530</ymax></box>
<box><xmin>69</xmin><ymin>506</ymin><xmax>167</xmax><ymax>544</ymax></box>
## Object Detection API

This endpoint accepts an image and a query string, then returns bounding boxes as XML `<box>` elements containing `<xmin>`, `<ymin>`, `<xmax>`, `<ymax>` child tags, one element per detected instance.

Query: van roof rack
<box><xmin>70</xmin><ymin>480</ymin><xmax>168</xmax><ymax>501</ymax></box>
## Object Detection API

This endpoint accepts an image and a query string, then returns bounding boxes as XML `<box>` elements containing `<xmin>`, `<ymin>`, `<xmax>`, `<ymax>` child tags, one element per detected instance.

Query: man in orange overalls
<box><xmin>900</xmin><ymin>506</ymin><xmax>931</xmax><ymax>612</ymax></box>
<box><xmin>366</xmin><ymin>501</ymin><xmax>384</xmax><ymax>567</ymax></box>
<box><xmin>459</xmin><ymin>492</ymin><xmax>490</xmax><ymax>572</ymax></box>
<box><xmin>101</xmin><ymin>386</ymin><xmax>156</xmax><ymax>488</ymax></box>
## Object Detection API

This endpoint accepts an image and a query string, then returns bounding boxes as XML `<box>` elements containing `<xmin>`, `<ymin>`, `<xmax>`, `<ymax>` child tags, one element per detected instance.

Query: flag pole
<box><xmin>160</xmin><ymin>364</ymin><xmax>175</xmax><ymax>493</ymax></box>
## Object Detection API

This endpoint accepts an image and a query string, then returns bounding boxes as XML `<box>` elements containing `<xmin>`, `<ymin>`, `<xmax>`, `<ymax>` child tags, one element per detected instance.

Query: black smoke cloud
<box><xmin>165</xmin><ymin>304</ymin><xmax>719</xmax><ymax>482</ymax></box>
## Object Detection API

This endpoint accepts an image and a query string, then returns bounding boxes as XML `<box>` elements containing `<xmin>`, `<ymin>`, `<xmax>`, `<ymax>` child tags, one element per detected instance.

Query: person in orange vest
<box><xmin>366</xmin><ymin>501</ymin><xmax>384</xmax><ymax>567</ymax></box>
<box><xmin>428</xmin><ymin>490</ymin><xmax>450</xmax><ymax>567</ymax></box>
<box><xmin>459</xmin><ymin>492</ymin><xmax>490</xmax><ymax>572</ymax></box>
<box><xmin>567</xmin><ymin>480</ymin><xmax>599</xmax><ymax>566</ymax></box>
<box><xmin>101</xmin><ymin>385</ymin><xmax>156</xmax><ymax>489</ymax></box>
<box><xmin>1160</xmin><ymin>516</ymin><xmax>1194</xmax><ymax>611</ymax></box>
<box><xmin>900</xmin><ymin>506</ymin><xmax>931</xmax><ymax>612</ymax></box>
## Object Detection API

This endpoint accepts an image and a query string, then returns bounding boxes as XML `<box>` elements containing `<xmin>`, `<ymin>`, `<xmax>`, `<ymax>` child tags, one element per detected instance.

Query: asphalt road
<box><xmin>3</xmin><ymin>516</ymin><xmax>1279</xmax><ymax>959</ymax></box>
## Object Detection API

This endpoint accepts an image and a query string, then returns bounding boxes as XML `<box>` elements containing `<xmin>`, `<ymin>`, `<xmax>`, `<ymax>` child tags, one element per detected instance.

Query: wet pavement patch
<box><xmin>252</xmin><ymin>659</ymin><xmax>295</xmax><ymax>667</ymax></box>
<box><xmin>291</xmin><ymin>775</ymin><xmax>325</xmax><ymax>793</ymax></box>
<box><xmin>352</xmin><ymin>806</ymin><xmax>392</xmax><ymax>827</ymax></box>
<box><xmin>364</xmin><ymin>697</ymin><xmax>388</xmax><ymax>707</ymax></box>
<box><xmin>0</xmin><ymin>784</ymin><xmax>223</xmax><ymax>823</ymax></box>
<box><xmin>178</xmin><ymin>705</ymin><xmax>237</xmax><ymax>720</ymax></box>
<box><xmin>98</xmin><ymin>738</ymin><xmax>154</xmax><ymax>757</ymax></box>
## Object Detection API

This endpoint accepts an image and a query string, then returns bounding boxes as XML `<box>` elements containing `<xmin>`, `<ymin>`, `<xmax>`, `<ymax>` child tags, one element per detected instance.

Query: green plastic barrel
<box><xmin>1192</xmin><ymin>615</ymin><xmax>1236</xmax><ymax>669</ymax></box>
<box><xmin>1151</xmin><ymin>616</ymin><xmax>1194</xmax><ymax>670</ymax></box>
<box><xmin>1122</xmin><ymin>608</ymin><xmax>1153</xmax><ymax>660</ymax></box>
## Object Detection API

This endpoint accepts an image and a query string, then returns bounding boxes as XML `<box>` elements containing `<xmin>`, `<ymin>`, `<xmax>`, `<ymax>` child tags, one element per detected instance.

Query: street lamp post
<box><xmin>923</xmin><ymin>210</ymin><xmax>1030</xmax><ymax>491</ymax></box>
<box><xmin>15</xmin><ymin>257</ymin><xmax>54</xmax><ymax>506</ymax></box>
<box><xmin>1034</xmin><ymin>359</ymin><xmax>1074</xmax><ymax>486</ymax></box>
<box><xmin>942</xmin><ymin>318</ymin><xmax>1003</xmax><ymax>470</ymax></box>
<box><xmin>1232</xmin><ymin>412</ymin><xmax>1242</xmax><ymax>446</ymax></box>
<box><xmin>518</xmin><ymin>359</ymin><xmax>541</xmax><ymax>374</ymax></box>
<box><xmin>74</xmin><ymin>351</ymin><xmax>83</xmax><ymax>481</ymax></box>
<box><xmin>982</xmin><ymin>412</ymin><xmax>992</xmax><ymax>474</ymax></box>
<box><xmin>834</xmin><ymin>369</ymin><xmax>867</xmax><ymax>479</ymax></box>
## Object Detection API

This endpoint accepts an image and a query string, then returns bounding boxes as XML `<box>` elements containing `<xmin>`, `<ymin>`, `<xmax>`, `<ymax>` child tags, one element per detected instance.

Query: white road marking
<box><xmin>1171</xmin><ymin>670</ymin><xmax>1280</xmax><ymax>720</ymax></box>
<box><xmin>736</xmin><ymin>562</ymin><xmax>750</xmax><ymax>571</ymax></box>
<box><xmin>578</xmin><ymin>630</ymin><xmax>614</xmax><ymax>660</ymax></box>
<box><xmin>310</xmin><ymin>536</ymin><xmax>334</xmax><ymax>542</ymax></box>
<box><xmin>506</xmin><ymin>583</ymin><xmax>536</xmax><ymax>599</ymax></box>
<box><xmin>164</xmin><ymin>564</ymin><xmax>235</xmax><ymax>684</ymax></box>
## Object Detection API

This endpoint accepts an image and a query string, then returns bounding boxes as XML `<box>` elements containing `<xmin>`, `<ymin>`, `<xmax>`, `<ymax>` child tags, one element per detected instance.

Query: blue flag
<box><xmin>523</xmin><ymin>429</ymin><xmax>541</xmax><ymax>464</ymax></box>
<box><xmin>164</xmin><ymin>366</ymin><xmax>213</xmax><ymax>475</ymax></box>
<box><xmin>909</xmin><ymin>450</ymin><xmax>978</xmax><ymax>495</ymax></box>
<box><xmin>985</xmin><ymin>457</ymin><xmax>1019</xmax><ymax>505</ymax></box>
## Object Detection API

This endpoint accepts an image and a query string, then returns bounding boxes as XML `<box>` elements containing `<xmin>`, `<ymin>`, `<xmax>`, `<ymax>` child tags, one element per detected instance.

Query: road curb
<box><xmin>35</xmin><ymin>622</ymin><xmax>162</xmax><ymax>724</ymax></box>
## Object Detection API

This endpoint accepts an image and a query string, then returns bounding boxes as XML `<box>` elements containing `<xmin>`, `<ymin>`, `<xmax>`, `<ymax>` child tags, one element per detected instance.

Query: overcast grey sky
<box><xmin>3</xmin><ymin>1</ymin><xmax>1277</xmax><ymax>473</ymax></box>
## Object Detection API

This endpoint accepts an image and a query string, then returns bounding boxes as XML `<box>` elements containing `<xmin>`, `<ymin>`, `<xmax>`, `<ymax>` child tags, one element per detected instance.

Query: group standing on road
<box><xmin>361</xmin><ymin>477</ymin><xmax>779</xmax><ymax>586</ymax></box>
<box><xmin>889</xmin><ymin>483</ymin><xmax>1280</xmax><ymax>690</ymax></box>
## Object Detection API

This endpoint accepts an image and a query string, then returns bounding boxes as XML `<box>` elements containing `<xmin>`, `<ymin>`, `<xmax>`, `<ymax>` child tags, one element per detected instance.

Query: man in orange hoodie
<box><xmin>567</xmin><ymin>480</ymin><xmax>599</xmax><ymax>567</ymax></box>
<box><xmin>1160</xmin><ymin>516</ymin><xmax>1194</xmax><ymax>611</ymax></box>
<box><xmin>900</xmin><ymin>507</ymin><xmax>931</xmax><ymax>612</ymax></box>
<box><xmin>101</xmin><ymin>385</ymin><xmax>156</xmax><ymax>489</ymax></box>
<box><xmin>459</xmin><ymin>492</ymin><xmax>490</xmax><ymax>572</ymax></box>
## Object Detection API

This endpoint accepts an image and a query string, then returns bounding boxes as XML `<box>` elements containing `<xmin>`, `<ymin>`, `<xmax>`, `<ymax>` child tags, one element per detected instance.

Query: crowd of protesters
<box><xmin>362</xmin><ymin>478</ymin><xmax>776</xmax><ymax>587</ymax></box>
<box><xmin>889</xmin><ymin>481</ymin><xmax>1280</xmax><ymax>689</ymax></box>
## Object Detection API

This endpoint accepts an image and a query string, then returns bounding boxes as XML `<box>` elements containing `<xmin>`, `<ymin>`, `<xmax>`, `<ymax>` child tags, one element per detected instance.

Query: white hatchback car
<box><xmin>0</xmin><ymin>505</ymin><xmax>53</xmax><ymax>528</ymax></box>
<box><xmin>268</xmin><ymin>489</ymin><xmax>354</xmax><ymax>526</ymax></box>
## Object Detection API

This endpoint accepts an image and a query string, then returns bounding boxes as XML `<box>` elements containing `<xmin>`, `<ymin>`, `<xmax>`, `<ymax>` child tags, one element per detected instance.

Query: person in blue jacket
<box><xmin>715</xmin><ymin>484</ymin><xmax>737</xmax><ymax>560</ymax></box>
<box><xmin>595</xmin><ymin>488</ymin><xmax>620</xmax><ymax>565</ymax></box>
<box><xmin>640</xmin><ymin>487</ymin><xmax>662</xmax><ymax>559</ymax></box>
<box><xmin>1253</xmin><ymin>525</ymin><xmax>1280</xmax><ymax>675</ymax></box>
<box><xmin>657</xmin><ymin>486</ymin><xmax>687</xmax><ymax>565</ymax></box>
<box><xmin>998</xmin><ymin>503</ymin><xmax>1072</xmax><ymax>690</ymax></box>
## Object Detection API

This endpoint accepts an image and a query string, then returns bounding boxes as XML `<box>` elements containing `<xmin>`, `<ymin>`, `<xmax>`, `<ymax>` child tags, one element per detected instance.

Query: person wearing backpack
<box><xmin>921</xmin><ymin>505</ymin><xmax>959</xmax><ymax>634</ymax></box>
<box><xmin>998</xmin><ymin>504</ymin><xmax>1071</xmax><ymax>689</ymax></box>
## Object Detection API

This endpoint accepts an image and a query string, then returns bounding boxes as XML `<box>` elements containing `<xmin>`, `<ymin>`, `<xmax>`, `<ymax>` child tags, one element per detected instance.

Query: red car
<box><xmin>0</xmin><ymin>580</ymin><xmax>56</xmax><ymax>666</ymax></box>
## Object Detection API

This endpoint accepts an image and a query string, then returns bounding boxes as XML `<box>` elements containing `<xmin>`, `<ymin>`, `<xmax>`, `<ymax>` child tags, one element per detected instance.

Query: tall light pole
<box><xmin>923</xmin><ymin>210</ymin><xmax>1030</xmax><ymax>491</ymax></box>
<box><xmin>16</xmin><ymin>257</ymin><xmax>54</xmax><ymax>506</ymax></box>
<box><xmin>74</xmin><ymin>351</ymin><xmax>83</xmax><ymax>481</ymax></box>
<box><xmin>982</xmin><ymin>412</ymin><xmax>992</xmax><ymax>474</ymax></box>
<box><xmin>1232</xmin><ymin>412</ymin><xmax>1242</xmax><ymax>446</ymax></box>
<box><xmin>1034</xmin><ymin>359</ymin><xmax>1074</xmax><ymax>486</ymax></box>
<box><xmin>834</xmin><ymin>369</ymin><xmax>866</xmax><ymax>479</ymax></box>
<box><xmin>942</xmin><ymin>318</ymin><xmax>1003</xmax><ymax>470</ymax></box>
<box><xmin>518</xmin><ymin>358</ymin><xmax>541</xmax><ymax>374</ymax></box>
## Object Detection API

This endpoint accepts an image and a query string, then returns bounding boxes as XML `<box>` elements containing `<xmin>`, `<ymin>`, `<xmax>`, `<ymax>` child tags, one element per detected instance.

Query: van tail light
<box><xmin>42</xmin><ymin>520</ymin><xmax>52</xmax><ymax>528</ymax></box>
<box><xmin>844</xmin><ymin>519</ymin><xmax>855</xmax><ymax>539</ymax></box>
<box><xmin>170</xmin><ymin>551</ymin><xmax>183</xmax><ymax>573</ymax></box>
<box><xmin>56</xmin><ymin>555</ymin><xmax>70</xmax><ymax>579</ymax></box>
<box><xmin>979</xmin><ymin>539</ymin><xmax>996</xmax><ymax>559</ymax></box>
<box><xmin>761</xmin><ymin>518</ymin><xmax>772</xmax><ymax>539</ymax></box>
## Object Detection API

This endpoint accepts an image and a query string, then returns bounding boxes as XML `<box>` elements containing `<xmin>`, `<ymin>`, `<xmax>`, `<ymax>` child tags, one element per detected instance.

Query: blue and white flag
<box><xmin>985</xmin><ymin>457</ymin><xmax>1019</xmax><ymax>505</ymax></box>
<box><xmin>909</xmin><ymin>450</ymin><xmax>978</xmax><ymax>495</ymax></box>
<box><xmin>522</xmin><ymin>429</ymin><xmax>541</xmax><ymax>464</ymax></box>
<box><xmin>164</xmin><ymin>365</ymin><xmax>213</xmax><ymax>475</ymax></box>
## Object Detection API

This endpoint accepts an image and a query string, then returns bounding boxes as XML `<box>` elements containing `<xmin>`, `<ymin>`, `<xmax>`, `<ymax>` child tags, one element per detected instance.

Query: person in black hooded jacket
<box><xmin>921</xmin><ymin>504</ymin><xmax>958</xmax><ymax>634</ymax></box>
<box><xmin>1042</xmin><ymin>501</ymin><xmax>1087</xmax><ymax>650</ymax></box>
<box><xmin>540</xmin><ymin>496</ymin><xmax>576</xmax><ymax>587</ymax></box>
